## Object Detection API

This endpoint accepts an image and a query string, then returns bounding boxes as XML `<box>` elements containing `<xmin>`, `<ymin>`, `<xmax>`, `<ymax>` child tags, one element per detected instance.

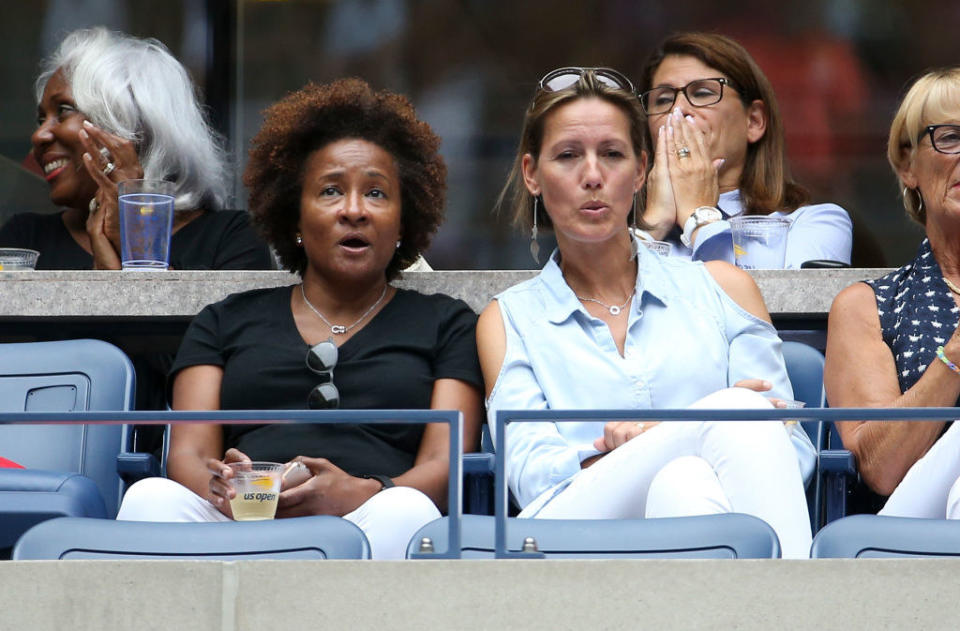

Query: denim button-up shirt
<box><xmin>487</xmin><ymin>242</ymin><xmax>815</xmax><ymax>508</ymax></box>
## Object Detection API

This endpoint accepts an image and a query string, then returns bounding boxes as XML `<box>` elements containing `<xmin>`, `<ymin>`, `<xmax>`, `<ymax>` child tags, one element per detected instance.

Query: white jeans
<box><xmin>116</xmin><ymin>477</ymin><xmax>440</xmax><ymax>560</ymax></box>
<box><xmin>880</xmin><ymin>421</ymin><xmax>960</xmax><ymax>519</ymax></box>
<box><xmin>520</xmin><ymin>388</ymin><xmax>813</xmax><ymax>559</ymax></box>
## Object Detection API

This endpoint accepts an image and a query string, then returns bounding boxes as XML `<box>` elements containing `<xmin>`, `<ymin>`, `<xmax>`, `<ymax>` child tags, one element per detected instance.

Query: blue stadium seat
<box><xmin>810</xmin><ymin>514</ymin><xmax>960</xmax><ymax>558</ymax></box>
<box><xmin>13</xmin><ymin>515</ymin><xmax>370</xmax><ymax>560</ymax></box>
<box><xmin>0</xmin><ymin>339</ymin><xmax>136</xmax><ymax>553</ymax></box>
<box><xmin>407</xmin><ymin>513</ymin><xmax>781</xmax><ymax>559</ymax></box>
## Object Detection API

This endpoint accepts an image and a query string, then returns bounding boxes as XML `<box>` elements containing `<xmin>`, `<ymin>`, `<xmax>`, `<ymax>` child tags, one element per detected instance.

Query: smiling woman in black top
<box><xmin>0</xmin><ymin>27</ymin><xmax>271</xmax><ymax>271</ymax></box>
<box><xmin>116</xmin><ymin>79</ymin><xmax>484</xmax><ymax>559</ymax></box>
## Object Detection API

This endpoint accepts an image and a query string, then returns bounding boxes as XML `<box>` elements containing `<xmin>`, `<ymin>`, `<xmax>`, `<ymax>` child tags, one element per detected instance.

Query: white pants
<box><xmin>116</xmin><ymin>477</ymin><xmax>440</xmax><ymax>560</ymax></box>
<box><xmin>521</xmin><ymin>388</ymin><xmax>813</xmax><ymax>559</ymax></box>
<box><xmin>880</xmin><ymin>421</ymin><xmax>960</xmax><ymax>519</ymax></box>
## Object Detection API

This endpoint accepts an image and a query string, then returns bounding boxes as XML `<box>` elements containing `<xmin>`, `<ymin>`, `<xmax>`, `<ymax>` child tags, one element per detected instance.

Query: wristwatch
<box><xmin>360</xmin><ymin>473</ymin><xmax>395</xmax><ymax>492</ymax></box>
<box><xmin>680</xmin><ymin>206</ymin><xmax>723</xmax><ymax>247</ymax></box>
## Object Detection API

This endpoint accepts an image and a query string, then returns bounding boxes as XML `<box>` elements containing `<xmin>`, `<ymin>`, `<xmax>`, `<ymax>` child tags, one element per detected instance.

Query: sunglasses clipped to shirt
<box><xmin>306</xmin><ymin>339</ymin><xmax>340</xmax><ymax>410</ymax></box>
<box><xmin>538</xmin><ymin>66</ymin><xmax>635</xmax><ymax>94</ymax></box>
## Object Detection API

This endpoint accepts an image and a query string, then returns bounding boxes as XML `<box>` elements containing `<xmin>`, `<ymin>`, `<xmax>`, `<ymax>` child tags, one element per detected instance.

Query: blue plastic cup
<box><xmin>118</xmin><ymin>179</ymin><xmax>175</xmax><ymax>270</ymax></box>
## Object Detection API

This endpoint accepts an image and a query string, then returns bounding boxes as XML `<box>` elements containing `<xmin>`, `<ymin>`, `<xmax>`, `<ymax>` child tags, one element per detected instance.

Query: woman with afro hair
<box><xmin>117</xmin><ymin>79</ymin><xmax>484</xmax><ymax>559</ymax></box>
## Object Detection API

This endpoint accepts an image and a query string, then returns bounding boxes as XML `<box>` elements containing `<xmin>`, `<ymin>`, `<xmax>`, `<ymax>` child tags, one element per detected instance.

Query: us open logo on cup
<box><xmin>228</xmin><ymin>462</ymin><xmax>284</xmax><ymax>520</ymax></box>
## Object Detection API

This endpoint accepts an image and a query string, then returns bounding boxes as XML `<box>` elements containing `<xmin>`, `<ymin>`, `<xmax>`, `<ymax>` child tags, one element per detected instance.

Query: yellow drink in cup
<box><xmin>227</xmin><ymin>462</ymin><xmax>284</xmax><ymax>521</ymax></box>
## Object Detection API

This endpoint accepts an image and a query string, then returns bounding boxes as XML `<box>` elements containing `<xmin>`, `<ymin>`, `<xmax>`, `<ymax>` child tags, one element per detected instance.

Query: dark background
<box><xmin>2</xmin><ymin>0</ymin><xmax>953</xmax><ymax>270</ymax></box>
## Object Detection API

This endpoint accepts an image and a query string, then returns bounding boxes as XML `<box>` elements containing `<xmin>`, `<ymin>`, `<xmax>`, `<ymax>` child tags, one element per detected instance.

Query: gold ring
<box><xmin>676</xmin><ymin>147</ymin><xmax>691</xmax><ymax>159</ymax></box>
<box><xmin>635</xmin><ymin>422</ymin><xmax>646</xmax><ymax>432</ymax></box>
<box><xmin>102</xmin><ymin>162</ymin><xmax>116</xmax><ymax>176</ymax></box>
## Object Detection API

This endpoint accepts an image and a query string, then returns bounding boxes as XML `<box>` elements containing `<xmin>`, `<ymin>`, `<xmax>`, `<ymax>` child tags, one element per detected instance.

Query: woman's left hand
<box><xmin>275</xmin><ymin>456</ymin><xmax>381</xmax><ymax>518</ymax></box>
<box><xmin>732</xmin><ymin>378</ymin><xmax>790</xmax><ymax>409</ymax></box>
<box><xmin>665</xmin><ymin>109</ymin><xmax>722</xmax><ymax>231</ymax></box>
<box><xmin>78</xmin><ymin>120</ymin><xmax>144</xmax><ymax>269</ymax></box>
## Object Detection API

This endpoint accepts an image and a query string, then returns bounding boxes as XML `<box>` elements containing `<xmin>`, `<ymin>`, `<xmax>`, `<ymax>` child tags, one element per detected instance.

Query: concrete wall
<box><xmin>3</xmin><ymin>559</ymin><xmax>956</xmax><ymax>630</ymax></box>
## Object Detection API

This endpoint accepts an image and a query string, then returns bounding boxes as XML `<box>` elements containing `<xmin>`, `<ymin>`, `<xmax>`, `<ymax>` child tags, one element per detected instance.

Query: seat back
<box><xmin>408</xmin><ymin>513</ymin><xmax>780</xmax><ymax>559</ymax></box>
<box><xmin>781</xmin><ymin>340</ymin><xmax>827</xmax><ymax>531</ymax></box>
<box><xmin>811</xmin><ymin>514</ymin><xmax>960</xmax><ymax>558</ymax></box>
<box><xmin>0</xmin><ymin>339</ymin><xmax>136</xmax><ymax>515</ymax></box>
<box><xmin>13</xmin><ymin>515</ymin><xmax>370</xmax><ymax>560</ymax></box>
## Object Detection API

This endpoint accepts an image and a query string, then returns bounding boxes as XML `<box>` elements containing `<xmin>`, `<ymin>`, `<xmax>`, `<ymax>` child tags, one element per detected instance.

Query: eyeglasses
<box><xmin>539</xmin><ymin>67</ymin><xmax>635</xmax><ymax>94</ymax></box>
<box><xmin>918</xmin><ymin>124</ymin><xmax>960</xmax><ymax>154</ymax></box>
<box><xmin>640</xmin><ymin>78</ymin><xmax>736</xmax><ymax>115</ymax></box>
<box><xmin>306</xmin><ymin>339</ymin><xmax>340</xmax><ymax>409</ymax></box>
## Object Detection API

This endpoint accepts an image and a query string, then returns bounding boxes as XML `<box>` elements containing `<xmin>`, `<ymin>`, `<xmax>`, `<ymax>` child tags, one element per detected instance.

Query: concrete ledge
<box><xmin>2</xmin><ymin>558</ymin><xmax>956</xmax><ymax>630</ymax></box>
<box><xmin>0</xmin><ymin>268</ymin><xmax>891</xmax><ymax>318</ymax></box>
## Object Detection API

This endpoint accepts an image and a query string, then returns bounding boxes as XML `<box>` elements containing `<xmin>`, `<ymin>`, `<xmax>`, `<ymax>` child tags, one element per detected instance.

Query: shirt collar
<box><xmin>542</xmin><ymin>237</ymin><xmax>671</xmax><ymax>324</ymax></box>
<box><xmin>718</xmin><ymin>189</ymin><xmax>743</xmax><ymax>218</ymax></box>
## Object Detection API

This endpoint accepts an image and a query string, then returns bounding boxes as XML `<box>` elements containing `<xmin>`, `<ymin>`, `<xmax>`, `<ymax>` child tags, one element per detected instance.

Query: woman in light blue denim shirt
<box><xmin>478</xmin><ymin>67</ymin><xmax>813</xmax><ymax>558</ymax></box>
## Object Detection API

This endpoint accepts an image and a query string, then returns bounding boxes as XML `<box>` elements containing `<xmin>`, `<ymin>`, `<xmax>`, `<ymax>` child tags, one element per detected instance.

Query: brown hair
<box><xmin>886</xmin><ymin>67</ymin><xmax>960</xmax><ymax>225</ymax></box>
<box><xmin>639</xmin><ymin>32</ymin><xmax>809</xmax><ymax>215</ymax></box>
<box><xmin>498</xmin><ymin>69</ymin><xmax>649</xmax><ymax>231</ymax></box>
<box><xmin>244</xmin><ymin>78</ymin><xmax>446</xmax><ymax>280</ymax></box>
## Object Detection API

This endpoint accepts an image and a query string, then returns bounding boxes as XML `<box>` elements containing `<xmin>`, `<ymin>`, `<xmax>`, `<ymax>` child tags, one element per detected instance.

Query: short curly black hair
<box><xmin>244</xmin><ymin>78</ymin><xmax>447</xmax><ymax>280</ymax></box>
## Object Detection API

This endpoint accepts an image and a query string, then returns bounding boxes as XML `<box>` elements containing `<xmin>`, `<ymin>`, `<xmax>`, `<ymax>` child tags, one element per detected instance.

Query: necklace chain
<box><xmin>575</xmin><ymin>291</ymin><xmax>634</xmax><ymax>316</ymax></box>
<box><xmin>945</xmin><ymin>276</ymin><xmax>960</xmax><ymax>295</ymax></box>
<box><xmin>300</xmin><ymin>283</ymin><xmax>388</xmax><ymax>335</ymax></box>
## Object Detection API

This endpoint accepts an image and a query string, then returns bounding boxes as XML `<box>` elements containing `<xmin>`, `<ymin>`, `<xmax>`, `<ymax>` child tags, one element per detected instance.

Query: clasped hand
<box><xmin>205</xmin><ymin>448</ymin><xmax>378</xmax><ymax>519</ymax></box>
<box><xmin>643</xmin><ymin>108</ymin><xmax>724</xmax><ymax>241</ymax></box>
<box><xmin>591</xmin><ymin>378</ymin><xmax>788</xmax><ymax>455</ymax></box>
<box><xmin>78</xmin><ymin>119</ymin><xmax>144</xmax><ymax>269</ymax></box>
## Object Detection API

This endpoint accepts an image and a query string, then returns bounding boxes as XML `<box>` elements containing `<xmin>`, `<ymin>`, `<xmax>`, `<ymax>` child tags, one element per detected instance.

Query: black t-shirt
<box><xmin>0</xmin><ymin>209</ymin><xmax>274</xmax><ymax>270</ymax></box>
<box><xmin>171</xmin><ymin>286</ymin><xmax>482</xmax><ymax>477</ymax></box>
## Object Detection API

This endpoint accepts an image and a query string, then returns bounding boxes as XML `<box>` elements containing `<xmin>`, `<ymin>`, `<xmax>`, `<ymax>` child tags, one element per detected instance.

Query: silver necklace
<box><xmin>300</xmin><ymin>283</ymin><xmax>388</xmax><ymax>335</ymax></box>
<box><xmin>575</xmin><ymin>291</ymin><xmax>634</xmax><ymax>316</ymax></box>
<box><xmin>944</xmin><ymin>276</ymin><xmax>960</xmax><ymax>295</ymax></box>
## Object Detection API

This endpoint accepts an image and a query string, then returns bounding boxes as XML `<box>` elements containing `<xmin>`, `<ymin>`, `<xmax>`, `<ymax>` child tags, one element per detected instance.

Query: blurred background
<box><xmin>1</xmin><ymin>0</ymin><xmax>955</xmax><ymax>269</ymax></box>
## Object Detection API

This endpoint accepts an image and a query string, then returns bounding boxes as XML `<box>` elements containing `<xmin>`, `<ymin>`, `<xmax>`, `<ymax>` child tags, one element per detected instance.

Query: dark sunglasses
<box><xmin>306</xmin><ymin>339</ymin><xmax>339</xmax><ymax>410</ymax></box>
<box><xmin>539</xmin><ymin>67</ymin><xmax>635</xmax><ymax>94</ymax></box>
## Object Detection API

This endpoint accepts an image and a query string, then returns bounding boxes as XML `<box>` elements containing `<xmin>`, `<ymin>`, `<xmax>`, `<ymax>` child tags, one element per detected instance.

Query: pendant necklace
<box><xmin>575</xmin><ymin>292</ymin><xmax>635</xmax><ymax>316</ymax></box>
<box><xmin>300</xmin><ymin>283</ymin><xmax>388</xmax><ymax>335</ymax></box>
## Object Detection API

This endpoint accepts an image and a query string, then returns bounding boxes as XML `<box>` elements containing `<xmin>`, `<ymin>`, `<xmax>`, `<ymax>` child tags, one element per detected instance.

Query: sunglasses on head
<box><xmin>306</xmin><ymin>339</ymin><xmax>339</xmax><ymax>410</ymax></box>
<box><xmin>538</xmin><ymin>67</ymin><xmax>635</xmax><ymax>94</ymax></box>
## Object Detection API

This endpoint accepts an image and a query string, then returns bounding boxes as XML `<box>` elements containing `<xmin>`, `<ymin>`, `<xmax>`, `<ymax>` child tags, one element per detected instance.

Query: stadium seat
<box><xmin>0</xmin><ymin>339</ymin><xmax>136</xmax><ymax>555</ymax></box>
<box><xmin>13</xmin><ymin>515</ymin><xmax>370</xmax><ymax>560</ymax></box>
<box><xmin>810</xmin><ymin>514</ymin><xmax>960</xmax><ymax>558</ymax></box>
<box><xmin>407</xmin><ymin>513</ymin><xmax>781</xmax><ymax>559</ymax></box>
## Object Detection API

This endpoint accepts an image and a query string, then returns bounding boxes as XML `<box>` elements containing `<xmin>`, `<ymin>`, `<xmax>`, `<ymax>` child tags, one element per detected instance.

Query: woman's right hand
<box><xmin>592</xmin><ymin>420</ymin><xmax>662</xmax><ymax>453</ymax></box>
<box><xmin>205</xmin><ymin>448</ymin><xmax>252</xmax><ymax>518</ymax></box>
<box><xmin>642</xmin><ymin>124</ymin><xmax>679</xmax><ymax>240</ymax></box>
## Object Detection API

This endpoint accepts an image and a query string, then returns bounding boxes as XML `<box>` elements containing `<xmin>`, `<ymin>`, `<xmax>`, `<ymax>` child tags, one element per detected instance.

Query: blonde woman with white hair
<box><xmin>826</xmin><ymin>67</ymin><xmax>960</xmax><ymax>517</ymax></box>
<box><xmin>0</xmin><ymin>27</ymin><xmax>271</xmax><ymax>270</ymax></box>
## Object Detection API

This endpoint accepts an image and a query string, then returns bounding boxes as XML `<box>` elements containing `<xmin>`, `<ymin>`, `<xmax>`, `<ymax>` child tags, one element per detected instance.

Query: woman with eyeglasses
<box><xmin>117</xmin><ymin>79</ymin><xmax>484</xmax><ymax>559</ymax></box>
<box><xmin>635</xmin><ymin>32</ymin><xmax>852</xmax><ymax>268</ymax></box>
<box><xmin>478</xmin><ymin>67</ymin><xmax>813</xmax><ymax>558</ymax></box>
<box><xmin>825</xmin><ymin>67</ymin><xmax>960</xmax><ymax>518</ymax></box>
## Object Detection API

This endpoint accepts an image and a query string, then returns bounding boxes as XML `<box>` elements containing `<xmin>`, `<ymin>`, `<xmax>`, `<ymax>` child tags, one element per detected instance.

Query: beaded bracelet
<box><xmin>936</xmin><ymin>346</ymin><xmax>960</xmax><ymax>374</ymax></box>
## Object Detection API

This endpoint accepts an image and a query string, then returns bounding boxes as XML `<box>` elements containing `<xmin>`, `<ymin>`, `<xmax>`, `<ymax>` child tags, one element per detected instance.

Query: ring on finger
<box><xmin>98</xmin><ymin>146</ymin><xmax>112</xmax><ymax>162</ymax></box>
<box><xmin>676</xmin><ymin>147</ymin><xmax>691</xmax><ymax>159</ymax></box>
<box><xmin>635</xmin><ymin>422</ymin><xmax>647</xmax><ymax>432</ymax></box>
<box><xmin>102</xmin><ymin>162</ymin><xmax>116</xmax><ymax>176</ymax></box>
<box><xmin>89</xmin><ymin>198</ymin><xmax>99</xmax><ymax>213</ymax></box>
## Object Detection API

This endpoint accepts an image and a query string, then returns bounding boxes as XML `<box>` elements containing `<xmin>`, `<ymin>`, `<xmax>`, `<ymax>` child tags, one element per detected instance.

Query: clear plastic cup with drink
<box><xmin>227</xmin><ymin>461</ymin><xmax>284</xmax><ymax>521</ymax></box>
<box><xmin>0</xmin><ymin>248</ymin><xmax>40</xmax><ymax>270</ymax></box>
<box><xmin>118</xmin><ymin>179</ymin><xmax>175</xmax><ymax>270</ymax></box>
<box><xmin>730</xmin><ymin>216</ymin><xmax>790</xmax><ymax>269</ymax></box>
